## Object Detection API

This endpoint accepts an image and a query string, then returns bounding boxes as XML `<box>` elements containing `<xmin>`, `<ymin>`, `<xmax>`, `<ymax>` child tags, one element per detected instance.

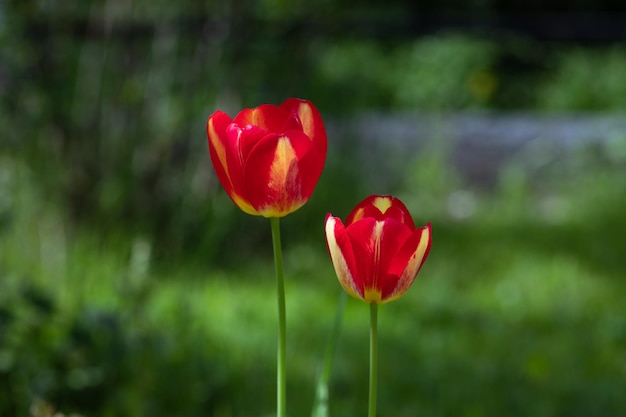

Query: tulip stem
<box><xmin>270</xmin><ymin>217</ymin><xmax>287</xmax><ymax>417</ymax></box>
<box><xmin>368</xmin><ymin>302</ymin><xmax>378</xmax><ymax>417</ymax></box>
<box><xmin>311</xmin><ymin>290</ymin><xmax>348</xmax><ymax>417</ymax></box>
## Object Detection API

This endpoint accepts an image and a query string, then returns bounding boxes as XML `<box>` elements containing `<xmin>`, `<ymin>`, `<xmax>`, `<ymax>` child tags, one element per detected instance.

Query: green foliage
<box><xmin>390</xmin><ymin>34</ymin><xmax>497</xmax><ymax>109</ymax></box>
<box><xmin>2</xmin><ymin>3</ymin><xmax>626</xmax><ymax>415</ymax></box>
<box><xmin>539</xmin><ymin>46</ymin><xmax>626</xmax><ymax>110</ymax></box>
<box><xmin>314</xmin><ymin>34</ymin><xmax>497</xmax><ymax>112</ymax></box>
<box><xmin>2</xmin><ymin>135</ymin><xmax>626</xmax><ymax>416</ymax></box>
<box><xmin>3</xmin><ymin>0</ymin><xmax>626</xmax><ymax>269</ymax></box>
<box><xmin>315</xmin><ymin>40</ymin><xmax>395</xmax><ymax>112</ymax></box>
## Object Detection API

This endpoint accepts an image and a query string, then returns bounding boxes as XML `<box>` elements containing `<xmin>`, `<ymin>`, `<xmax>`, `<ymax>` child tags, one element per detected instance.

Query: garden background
<box><xmin>1</xmin><ymin>1</ymin><xmax>626</xmax><ymax>416</ymax></box>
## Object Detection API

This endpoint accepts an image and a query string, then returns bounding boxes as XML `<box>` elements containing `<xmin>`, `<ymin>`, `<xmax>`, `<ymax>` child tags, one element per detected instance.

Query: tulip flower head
<box><xmin>207</xmin><ymin>98</ymin><xmax>327</xmax><ymax>218</ymax></box>
<box><xmin>325</xmin><ymin>195</ymin><xmax>432</xmax><ymax>304</ymax></box>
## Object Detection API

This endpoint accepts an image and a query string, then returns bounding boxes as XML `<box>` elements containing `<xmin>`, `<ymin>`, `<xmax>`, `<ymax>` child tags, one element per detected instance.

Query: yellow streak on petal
<box><xmin>232</xmin><ymin>195</ymin><xmax>260</xmax><ymax>216</ymax></box>
<box><xmin>250</xmin><ymin>108</ymin><xmax>262</xmax><ymax>126</ymax></box>
<box><xmin>207</xmin><ymin>118</ymin><xmax>230</xmax><ymax>183</ymax></box>
<box><xmin>326</xmin><ymin>217</ymin><xmax>361</xmax><ymax>300</ymax></box>
<box><xmin>366</xmin><ymin>221</ymin><xmax>384</xmax><ymax>302</ymax></box>
<box><xmin>372</xmin><ymin>196</ymin><xmax>393</xmax><ymax>214</ymax></box>
<box><xmin>349</xmin><ymin>208</ymin><xmax>365</xmax><ymax>224</ymax></box>
<box><xmin>408</xmin><ymin>226</ymin><xmax>431</xmax><ymax>277</ymax></box>
<box><xmin>269</xmin><ymin>138</ymin><xmax>297</xmax><ymax>193</ymax></box>
<box><xmin>258</xmin><ymin>137</ymin><xmax>307</xmax><ymax>217</ymax></box>
<box><xmin>295</xmin><ymin>102</ymin><xmax>314</xmax><ymax>138</ymax></box>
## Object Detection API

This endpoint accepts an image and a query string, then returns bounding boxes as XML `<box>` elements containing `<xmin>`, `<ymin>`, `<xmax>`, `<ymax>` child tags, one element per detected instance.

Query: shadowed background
<box><xmin>1</xmin><ymin>1</ymin><xmax>626</xmax><ymax>416</ymax></box>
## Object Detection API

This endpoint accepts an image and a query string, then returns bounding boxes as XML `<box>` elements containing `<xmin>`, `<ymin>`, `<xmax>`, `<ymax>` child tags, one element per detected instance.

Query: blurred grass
<box><xmin>2</xmin><ymin>141</ymin><xmax>625</xmax><ymax>416</ymax></box>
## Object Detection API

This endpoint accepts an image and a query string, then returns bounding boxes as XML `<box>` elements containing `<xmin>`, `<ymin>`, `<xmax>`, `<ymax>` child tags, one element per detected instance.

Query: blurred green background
<box><xmin>2</xmin><ymin>1</ymin><xmax>626</xmax><ymax>416</ymax></box>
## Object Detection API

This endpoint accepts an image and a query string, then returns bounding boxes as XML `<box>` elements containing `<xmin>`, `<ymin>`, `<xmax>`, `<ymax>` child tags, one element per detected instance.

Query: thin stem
<box><xmin>368</xmin><ymin>302</ymin><xmax>378</xmax><ymax>417</ymax></box>
<box><xmin>311</xmin><ymin>290</ymin><xmax>348</xmax><ymax>417</ymax></box>
<box><xmin>270</xmin><ymin>217</ymin><xmax>287</xmax><ymax>417</ymax></box>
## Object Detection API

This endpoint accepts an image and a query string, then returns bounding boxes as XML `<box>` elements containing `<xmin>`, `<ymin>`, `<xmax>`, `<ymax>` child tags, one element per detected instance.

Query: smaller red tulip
<box><xmin>325</xmin><ymin>195</ymin><xmax>432</xmax><ymax>304</ymax></box>
<box><xmin>207</xmin><ymin>98</ymin><xmax>327</xmax><ymax>218</ymax></box>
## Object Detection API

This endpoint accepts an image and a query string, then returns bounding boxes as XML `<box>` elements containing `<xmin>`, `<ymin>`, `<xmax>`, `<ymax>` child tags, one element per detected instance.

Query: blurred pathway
<box><xmin>330</xmin><ymin>112</ymin><xmax>626</xmax><ymax>189</ymax></box>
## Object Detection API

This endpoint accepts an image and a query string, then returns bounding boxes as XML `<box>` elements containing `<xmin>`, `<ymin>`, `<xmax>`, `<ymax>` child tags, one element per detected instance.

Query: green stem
<box><xmin>368</xmin><ymin>302</ymin><xmax>378</xmax><ymax>417</ymax></box>
<box><xmin>311</xmin><ymin>290</ymin><xmax>348</xmax><ymax>417</ymax></box>
<box><xmin>270</xmin><ymin>217</ymin><xmax>287</xmax><ymax>417</ymax></box>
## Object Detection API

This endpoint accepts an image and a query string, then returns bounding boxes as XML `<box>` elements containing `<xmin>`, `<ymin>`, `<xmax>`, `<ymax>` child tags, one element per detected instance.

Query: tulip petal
<box><xmin>207</xmin><ymin>111</ymin><xmax>233</xmax><ymax>189</ymax></box>
<box><xmin>325</xmin><ymin>215</ymin><xmax>362</xmax><ymax>299</ymax></box>
<box><xmin>344</xmin><ymin>218</ymin><xmax>377</xmax><ymax>300</ymax></box>
<box><xmin>383</xmin><ymin>222</ymin><xmax>432</xmax><ymax>303</ymax></box>
<box><xmin>346</xmin><ymin>195</ymin><xmax>415</xmax><ymax>228</ymax></box>
<box><xmin>347</xmin><ymin>218</ymin><xmax>413</xmax><ymax>303</ymax></box>
<box><xmin>384</xmin><ymin>205</ymin><xmax>416</xmax><ymax>229</ymax></box>
<box><xmin>207</xmin><ymin>112</ymin><xmax>255</xmax><ymax>214</ymax></box>
<box><xmin>234</xmin><ymin>104</ymin><xmax>292</xmax><ymax>134</ymax></box>
<box><xmin>236</xmin><ymin>124</ymin><xmax>270</xmax><ymax>161</ymax></box>
<box><xmin>378</xmin><ymin>220</ymin><xmax>414</xmax><ymax>278</ymax></box>
<box><xmin>243</xmin><ymin>130</ymin><xmax>323</xmax><ymax>217</ymax></box>
<box><xmin>325</xmin><ymin>194</ymin><xmax>432</xmax><ymax>304</ymax></box>
<box><xmin>281</xmin><ymin>98</ymin><xmax>327</xmax><ymax>159</ymax></box>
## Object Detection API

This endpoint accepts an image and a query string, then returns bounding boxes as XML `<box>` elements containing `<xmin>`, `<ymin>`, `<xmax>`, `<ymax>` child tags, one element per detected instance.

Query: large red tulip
<box><xmin>325</xmin><ymin>195</ymin><xmax>432</xmax><ymax>304</ymax></box>
<box><xmin>207</xmin><ymin>98</ymin><xmax>327</xmax><ymax>218</ymax></box>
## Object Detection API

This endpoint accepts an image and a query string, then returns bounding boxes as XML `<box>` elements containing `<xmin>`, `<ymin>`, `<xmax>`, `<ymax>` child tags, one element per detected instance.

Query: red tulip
<box><xmin>325</xmin><ymin>195</ymin><xmax>432</xmax><ymax>304</ymax></box>
<box><xmin>207</xmin><ymin>98</ymin><xmax>327</xmax><ymax>218</ymax></box>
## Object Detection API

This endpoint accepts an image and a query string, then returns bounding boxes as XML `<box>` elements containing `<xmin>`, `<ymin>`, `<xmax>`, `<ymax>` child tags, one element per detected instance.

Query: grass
<box><xmin>1</xmin><ymin>151</ymin><xmax>626</xmax><ymax>417</ymax></box>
